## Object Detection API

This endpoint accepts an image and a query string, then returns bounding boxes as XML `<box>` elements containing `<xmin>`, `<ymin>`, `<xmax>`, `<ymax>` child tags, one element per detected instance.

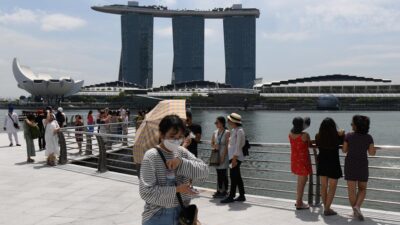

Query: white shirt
<box><xmin>228</xmin><ymin>127</ymin><xmax>245</xmax><ymax>161</ymax></box>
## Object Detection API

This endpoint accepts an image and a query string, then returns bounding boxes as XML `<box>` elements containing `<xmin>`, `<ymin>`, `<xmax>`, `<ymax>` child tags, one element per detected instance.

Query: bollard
<box><xmin>96</xmin><ymin>135</ymin><xmax>108</xmax><ymax>173</ymax></box>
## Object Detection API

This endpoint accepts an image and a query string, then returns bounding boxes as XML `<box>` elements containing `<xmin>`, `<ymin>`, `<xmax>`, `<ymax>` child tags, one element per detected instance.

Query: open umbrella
<box><xmin>133</xmin><ymin>99</ymin><xmax>187</xmax><ymax>164</ymax></box>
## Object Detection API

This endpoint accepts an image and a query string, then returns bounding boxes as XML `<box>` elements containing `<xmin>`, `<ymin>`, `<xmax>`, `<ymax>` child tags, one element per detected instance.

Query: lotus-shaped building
<box><xmin>12</xmin><ymin>58</ymin><xmax>83</xmax><ymax>98</ymax></box>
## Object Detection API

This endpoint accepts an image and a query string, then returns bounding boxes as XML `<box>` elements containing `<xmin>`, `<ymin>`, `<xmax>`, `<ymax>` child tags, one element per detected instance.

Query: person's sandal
<box><xmin>324</xmin><ymin>209</ymin><xmax>337</xmax><ymax>216</ymax></box>
<box><xmin>295</xmin><ymin>203</ymin><xmax>310</xmax><ymax>210</ymax></box>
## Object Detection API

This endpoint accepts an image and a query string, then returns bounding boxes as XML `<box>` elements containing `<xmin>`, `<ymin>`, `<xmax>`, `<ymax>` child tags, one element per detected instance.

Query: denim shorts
<box><xmin>143</xmin><ymin>207</ymin><xmax>181</xmax><ymax>225</ymax></box>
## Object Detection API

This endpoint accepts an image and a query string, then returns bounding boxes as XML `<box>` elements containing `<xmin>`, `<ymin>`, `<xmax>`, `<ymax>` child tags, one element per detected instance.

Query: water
<box><xmin>2</xmin><ymin>109</ymin><xmax>399</xmax><ymax>210</ymax></box>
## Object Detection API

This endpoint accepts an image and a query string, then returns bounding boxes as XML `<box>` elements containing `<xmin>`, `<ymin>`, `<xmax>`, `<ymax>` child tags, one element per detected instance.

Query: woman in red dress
<box><xmin>289</xmin><ymin>117</ymin><xmax>312</xmax><ymax>210</ymax></box>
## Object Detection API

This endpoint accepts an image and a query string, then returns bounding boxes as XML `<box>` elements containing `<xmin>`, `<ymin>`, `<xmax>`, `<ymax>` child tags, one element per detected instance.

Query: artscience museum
<box><xmin>12</xmin><ymin>58</ymin><xmax>84</xmax><ymax>101</ymax></box>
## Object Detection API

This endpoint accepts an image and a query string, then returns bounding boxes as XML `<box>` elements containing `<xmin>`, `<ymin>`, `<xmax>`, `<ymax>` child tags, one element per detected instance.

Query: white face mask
<box><xmin>163</xmin><ymin>139</ymin><xmax>183</xmax><ymax>152</ymax></box>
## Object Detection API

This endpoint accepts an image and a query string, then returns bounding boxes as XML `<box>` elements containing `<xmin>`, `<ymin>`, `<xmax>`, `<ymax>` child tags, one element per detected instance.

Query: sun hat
<box><xmin>227</xmin><ymin>113</ymin><xmax>242</xmax><ymax>124</ymax></box>
<box><xmin>57</xmin><ymin>107</ymin><xmax>63</xmax><ymax>112</ymax></box>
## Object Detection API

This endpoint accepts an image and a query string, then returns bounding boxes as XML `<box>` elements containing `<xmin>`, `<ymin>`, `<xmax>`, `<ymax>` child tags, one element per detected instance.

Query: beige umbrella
<box><xmin>133</xmin><ymin>99</ymin><xmax>187</xmax><ymax>164</ymax></box>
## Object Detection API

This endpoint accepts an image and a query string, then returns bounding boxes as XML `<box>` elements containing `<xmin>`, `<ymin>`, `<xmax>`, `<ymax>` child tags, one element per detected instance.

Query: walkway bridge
<box><xmin>1</xmin><ymin>123</ymin><xmax>399</xmax><ymax>225</ymax></box>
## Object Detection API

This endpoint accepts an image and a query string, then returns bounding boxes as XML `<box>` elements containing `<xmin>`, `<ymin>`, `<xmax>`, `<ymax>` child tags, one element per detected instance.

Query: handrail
<box><xmin>58</xmin><ymin>127</ymin><xmax>400</xmax><ymax>211</ymax></box>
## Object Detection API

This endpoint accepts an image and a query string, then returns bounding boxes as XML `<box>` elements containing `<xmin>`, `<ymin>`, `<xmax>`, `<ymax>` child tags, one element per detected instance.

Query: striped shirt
<box><xmin>139</xmin><ymin>146</ymin><xmax>209</xmax><ymax>223</ymax></box>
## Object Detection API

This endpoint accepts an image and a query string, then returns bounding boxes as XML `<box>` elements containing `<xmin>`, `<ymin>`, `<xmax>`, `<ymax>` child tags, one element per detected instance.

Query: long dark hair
<box><xmin>316</xmin><ymin>117</ymin><xmax>340</xmax><ymax>148</ymax></box>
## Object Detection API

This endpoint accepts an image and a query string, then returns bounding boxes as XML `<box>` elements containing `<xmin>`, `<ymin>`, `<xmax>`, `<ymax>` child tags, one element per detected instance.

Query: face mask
<box><xmin>163</xmin><ymin>139</ymin><xmax>183</xmax><ymax>152</ymax></box>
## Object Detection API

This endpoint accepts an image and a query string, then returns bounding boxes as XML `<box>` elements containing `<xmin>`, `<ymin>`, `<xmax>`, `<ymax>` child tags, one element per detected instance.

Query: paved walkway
<box><xmin>0</xmin><ymin>132</ymin><xmax>399</xmax><ymax>225</ymax></box>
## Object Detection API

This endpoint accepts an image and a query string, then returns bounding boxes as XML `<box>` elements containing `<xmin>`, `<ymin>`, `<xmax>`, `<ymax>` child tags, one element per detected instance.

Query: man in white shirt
<box><xmin>3</xmin><ymin>106</ymin><xmax>20</xmax><ymax>147</ymax></box>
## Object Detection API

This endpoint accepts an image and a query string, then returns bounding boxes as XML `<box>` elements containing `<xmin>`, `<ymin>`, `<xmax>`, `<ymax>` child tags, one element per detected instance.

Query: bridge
<box><xmin>1</xmin><ymin>124</ymin><xmax>399</xmax><ymax>225</ymax></box>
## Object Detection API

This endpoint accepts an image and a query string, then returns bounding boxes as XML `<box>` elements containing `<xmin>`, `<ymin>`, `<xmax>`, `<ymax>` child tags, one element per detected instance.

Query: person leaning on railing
<box><xmin>139</xmin><ymin>115</ymin><xmax>208</xmax><ymax>225</ymax></box>
<box><xmin>342</xmin><ymin>115</ymin><xmax>376</xmax><ymax>221</ymax></box>
<box><xmin>315</xmin><ymin>118</ymin><xmax>345</xmax><ymax>216</ymax></box>
<box><xmin>288</xmin><ymin>117</ymin><xmax>312</xmax><ymax>210</ymax></box>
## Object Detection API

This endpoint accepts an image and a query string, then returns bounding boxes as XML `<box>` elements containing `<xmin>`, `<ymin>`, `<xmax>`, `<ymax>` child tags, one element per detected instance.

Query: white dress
<box><xmin>44</xmin><ymin>120</ymin><xmax>60</xmax><ymax>156</ymax></box>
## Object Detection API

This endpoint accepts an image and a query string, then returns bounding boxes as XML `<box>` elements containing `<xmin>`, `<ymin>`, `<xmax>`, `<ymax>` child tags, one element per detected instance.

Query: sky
<box><xmin>0</xmin><ymin>0</ymin><xmax>400</xmax><ymax>98</ymax></box>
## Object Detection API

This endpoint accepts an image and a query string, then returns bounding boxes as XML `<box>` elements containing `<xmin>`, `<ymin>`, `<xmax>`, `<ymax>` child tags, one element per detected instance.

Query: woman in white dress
<box><xmin>43</xmin><ymin>112</ymin><xmax>60</xmax><ymax>166</ymax></box>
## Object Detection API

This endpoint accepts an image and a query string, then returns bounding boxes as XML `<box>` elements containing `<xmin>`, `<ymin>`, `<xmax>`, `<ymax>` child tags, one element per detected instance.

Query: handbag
<box><xmin>209</xmin><ymin>130</ymin><xmax>225</xmax><ymax>166</ymax></box>
<box><xmin>8</xmin><ymin>114</ymin><xmax>20</xmax><ymax>129</ymax></box>
<box><xmin>155</xmin><ymin>148</ymin><xmax>198</xmax><ymax>225</ymax></box>
<box><xmin>29</xmin><ymin>125</ymin><xmax>40</xmax><ymax>139</ymax></box>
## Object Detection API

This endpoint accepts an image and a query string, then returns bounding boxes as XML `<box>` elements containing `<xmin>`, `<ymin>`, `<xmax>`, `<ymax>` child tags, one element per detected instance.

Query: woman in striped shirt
<box><xmin>139</xmin><ymin>115</ymin><xmax>209</xmax><ymax>225</ymax></box>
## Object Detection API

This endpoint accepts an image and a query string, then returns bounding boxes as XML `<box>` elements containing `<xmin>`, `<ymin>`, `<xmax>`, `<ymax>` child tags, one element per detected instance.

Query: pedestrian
<box><xmin>74</xmin><ymin>115</ymin><xmax>84</xmax><ymax>154</ymax></box>
<box><xmin>139</xmin><ymin>115</ymin><xmax>209</xmax><ymax>225</ymax></box>
<box><xmin>23</xmin><ymin>114</ymin><xmax>38</xmax><ymax>163</ymax></box>
<box><xmin>36</xmin><ymin>109</ymin><xmax>46</xmax><ymax>150</ymax></box>
<box><xmin>183</xmin><ymin>111</ymin><xmax>202</xmax><ymax>157</ymax></box>
<box><xmin>56</xmin><ymin>107</ymin><xmax>66</xmax><ymax>128</ymax></box>
<box><xmin>86</xmin><ymin>110</ymin><xmax>94</xmax><ymax>155</ymax></box>
<box><xmin>121</xmin><ymin>108</ymin><xmax>129</xmax><ymax>146</ymax></box>
<box><xmin>315</xmin><ymin>118</ymin><xmax>345</xmax><ymax>216</ymax></box>
<box><xmin>343</xmin><ymin>115</ymin><xmax>376</xmax><ymax>221</ymax></box>
<box><xmin>44</xmin><ymin>111</ymin><xmax>60</xmax><ymax>166</ymax></box>
<box><xmin>3</xmin><ymin>106</ymin><xmax>20</xmax><ymax>146</ymax></box>
<box><xmin>221</xmin><ymin>113</ymin><xmax>246</xmax><ymax>203</ymax></box>
<box><xmin>211</xmin><ymin>116</ymin><xmax>230</xmax><ymax>198</ymax></box>
<box><xmin>289</xmin><ymin>117</ymin><xmax>312</xmax><ymax>210</ymax></box>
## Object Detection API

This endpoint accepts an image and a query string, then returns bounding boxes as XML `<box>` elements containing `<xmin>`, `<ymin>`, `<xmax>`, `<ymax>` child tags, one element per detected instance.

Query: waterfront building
<box><xmin>12</xmin><ymin>58</ymin><xmax>83</xmax><ymax>101</ymax></box>
<box><xmin>224</xmin><ymin>16</ymin><xmax>256</xmax><ymax>89</ymax></box>
<box><xmin>172</xmin><ymin>16</ymin><xmax>204</xmax><ymax>84</ymax></box>
<box><xmin>120</xmin><ymin>13</ymin><xmax>153</xmax><ymax>88</ymax></box>
<box><xmin>92</xmin><ymin>2</ymin><xmax>260</xmax><ymax>89</ymax></box>
<box><xmin>255</xmin><ymin>74</ymin><xmax>400</xmax><ymax>97</ymax></box>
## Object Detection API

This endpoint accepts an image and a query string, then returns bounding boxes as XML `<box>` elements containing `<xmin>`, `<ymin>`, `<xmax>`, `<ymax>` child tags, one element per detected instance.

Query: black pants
<box><xmin>216</xmin><ymin>169</ymin><xmax>229</xmax><ymax>193</ymax></box>
<box><xmin>38</xmin><ymin>136</ymin><xmax>45</xmax><ymax>149</ymax></box>
<box><xmin>229</xmin><ymin>160</ymin><xmax>245</xmax><ymax>198</ymax></box>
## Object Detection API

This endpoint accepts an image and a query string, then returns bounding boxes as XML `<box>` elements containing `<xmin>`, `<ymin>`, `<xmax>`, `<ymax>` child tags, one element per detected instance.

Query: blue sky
<box><xmin>1</xmin><ymin>0</ymin><xmax>400</xmax><ymax>98</ymax></box>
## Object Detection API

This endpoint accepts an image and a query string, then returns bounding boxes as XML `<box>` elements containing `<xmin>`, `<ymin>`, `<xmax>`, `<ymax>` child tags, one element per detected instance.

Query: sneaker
<box><xmin>353</xmin><ymin>207</ymin><xmax>364</xmax><ymax>221</ymax></box>
<box><xmin>212</xmin><ymin>191</ymin><xmax>221</xmax><ymax>198</ymax></box>
<box><xmin>234</xmin><ymin>196</ymin><xmax>246</xmax><ymax>202</ymax></box>
<box><xmin>9</xmin><ymin>143</ymin><xmax>13</xmax><ymax>147</ymax></box>
<box><xmin>16</xmin><ymin>144</ymin><xmax>21</xmax><ymax>146</ymax></box>
<box><xmin>220</xmin><ymin>197</ymin><xmax>235</xmax><ymax>204</ymax></box>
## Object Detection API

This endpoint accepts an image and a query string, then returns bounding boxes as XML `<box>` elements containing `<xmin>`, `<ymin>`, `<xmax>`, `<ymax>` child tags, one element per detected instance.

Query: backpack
<box><xmin>242</xmin><ymin>138</ymin><xmax>250</xmax><ymax>156</ymax></box>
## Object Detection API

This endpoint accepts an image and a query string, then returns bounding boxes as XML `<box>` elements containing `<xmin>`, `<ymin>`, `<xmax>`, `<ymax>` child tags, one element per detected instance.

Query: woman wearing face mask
<box><xmin>139</xmin><ymin>115</ymin><xmax>209</xmax><ymax>225</ymax></box>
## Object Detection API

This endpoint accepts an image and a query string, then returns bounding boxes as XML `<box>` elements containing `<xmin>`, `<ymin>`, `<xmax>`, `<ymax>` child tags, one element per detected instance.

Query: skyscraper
<box><xmin>224</xmin><ymin>16</ymin><xmax>256</xmax><ymax>89</ymax></box>
<box><xmin>119</xmin><ymin>13</ymin><xmax>153</xmax><ymax>88</ymax></box>
<box><xmin>172</xmin><ymin>16</ymin><xmax>204</xmax><ymax>84</ymax></box>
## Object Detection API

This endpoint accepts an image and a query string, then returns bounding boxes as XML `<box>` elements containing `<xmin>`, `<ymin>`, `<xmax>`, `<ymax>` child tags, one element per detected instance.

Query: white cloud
<box><xmin>0</xmin><ymin>8</ymin><xmax>86</xmax><ymax>32</ymax></box>
<box><xmin>154</xmin><ymin>26</ymin><xmax>172</xmax><ymax>37</ymax></box>
<box><xmin>41</xmin><ymin>14</ymin><xmax>86</xmax><ymax>31</ymax></box>
<box><xmin>262</xmin><ymin>31</ymin><xmax>312</xmax><ymax>42</ymax></box>
<box><xmin>0</xmin><ymin>8</ymin><xmax>38</xmax><ymax>24</ymax></box>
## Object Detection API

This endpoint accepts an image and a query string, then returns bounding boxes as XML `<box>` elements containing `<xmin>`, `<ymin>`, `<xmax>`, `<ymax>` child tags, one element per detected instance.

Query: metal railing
<box><xmin>58</xmin><ymin>126</ymin><xmax>400</xmax><ymax>211</ymax></box>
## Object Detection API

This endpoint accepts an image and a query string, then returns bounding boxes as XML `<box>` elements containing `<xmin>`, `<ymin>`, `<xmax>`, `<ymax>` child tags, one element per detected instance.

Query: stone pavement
<box><xmin>0</xmin><ymin>132</ymin><xmax>399</xmax><ymax>225</ymax></box>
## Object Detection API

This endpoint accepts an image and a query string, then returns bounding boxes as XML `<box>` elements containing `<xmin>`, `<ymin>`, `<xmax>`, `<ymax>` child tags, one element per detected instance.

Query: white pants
<box><xmin>8</xmin><ymin>132</ymin><xmax>19</xmax><ymax>145</ymax></box>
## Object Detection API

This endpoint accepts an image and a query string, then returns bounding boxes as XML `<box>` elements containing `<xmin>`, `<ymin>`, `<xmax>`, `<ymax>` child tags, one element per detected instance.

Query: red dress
<box><xmin>289</xmin><ymin>134</ymin><xmax>312</xmax><ymax>176</ymax></box>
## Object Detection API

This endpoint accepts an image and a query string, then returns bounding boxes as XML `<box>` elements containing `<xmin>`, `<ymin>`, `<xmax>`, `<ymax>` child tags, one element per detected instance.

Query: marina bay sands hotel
<box><xmin>92</xmin><ymin>1</ymin><xmax>260</xmax><ymax>89</ymax></box>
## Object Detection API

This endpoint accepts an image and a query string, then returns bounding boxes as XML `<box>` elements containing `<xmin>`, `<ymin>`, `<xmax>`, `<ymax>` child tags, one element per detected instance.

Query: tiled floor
<box><xmin>0</xmin><ymin>132</ymin><xmax>399</xmax><ymax>225</ymax></box>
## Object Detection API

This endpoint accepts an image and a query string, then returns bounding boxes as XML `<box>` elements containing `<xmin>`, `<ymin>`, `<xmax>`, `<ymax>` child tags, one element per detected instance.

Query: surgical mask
<box><xmin>163</xmin><ymin>139</ymin><xmax>183</xmax><ymax>152</ymax></box>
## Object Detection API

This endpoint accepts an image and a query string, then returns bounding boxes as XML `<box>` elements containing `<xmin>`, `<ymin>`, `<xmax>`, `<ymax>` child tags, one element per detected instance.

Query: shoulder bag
<box><xmin>155</xmin><ymin>148</ymin><xmax>199</xmax><ymax>225</ymax></box>
<box><xmin>8</xmin><ymin>113</ymin><xmax>19</xmax><ymax>129</ymax></box>
<box><xmin>209</xmin><ymin>130</ymin><xmax>225</xmax><ymax>166</ymax></box>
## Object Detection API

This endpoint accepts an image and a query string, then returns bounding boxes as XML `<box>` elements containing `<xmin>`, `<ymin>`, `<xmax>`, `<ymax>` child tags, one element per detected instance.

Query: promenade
<box><xmin>0</xmin><ymin>132</ymin><xmax>399</xmax><ymax>225</ymax></box>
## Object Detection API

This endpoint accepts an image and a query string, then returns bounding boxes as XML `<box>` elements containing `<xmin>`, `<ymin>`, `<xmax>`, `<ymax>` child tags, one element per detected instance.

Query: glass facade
<box><xmin>119</xmin><ymin>13</ymin><xmax>153</xmax><ymax>88</ymax></box>
<box><xmin>172</xmin><ymin>16</ymin><xmax>204</xmax><ymax>84</ymax></box>
<box><xmin>224</xmin><ymin>16</ymin><xmax>256</xmax><ymax>88</ymax></box>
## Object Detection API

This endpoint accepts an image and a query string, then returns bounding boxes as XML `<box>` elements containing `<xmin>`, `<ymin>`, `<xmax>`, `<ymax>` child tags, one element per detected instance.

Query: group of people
<box><xmin>289</xmin><ymin>115</ymin><xmax>375</xmax><ymax>221</ymax></box>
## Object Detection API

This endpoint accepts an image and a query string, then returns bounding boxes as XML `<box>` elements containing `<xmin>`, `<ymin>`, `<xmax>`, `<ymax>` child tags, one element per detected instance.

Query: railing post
<box><xmin>313</xmin><ymin>147</ymin><xmax>321</xmax><ymax>206</ymax></box>
<box><xmin>308</xmin><ymin>171</ymin><xmax>314</xmax><ymax>206</ymax></box>
<box><xmin>96</xmin><ymin>135</ymin><xmax>108</xmax><ymax>173</ymax></box>
<box><xmin>58</xmin><ymin>131</ymin><xmax>67</xmax><ymax>165</ymax></box>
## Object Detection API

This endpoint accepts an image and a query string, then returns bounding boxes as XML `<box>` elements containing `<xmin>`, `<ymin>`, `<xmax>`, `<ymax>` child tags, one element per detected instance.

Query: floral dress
<box><xmin>289</xmin><ymin>134</ymin><xmax>312</xmax><ymax>176</ymax></box>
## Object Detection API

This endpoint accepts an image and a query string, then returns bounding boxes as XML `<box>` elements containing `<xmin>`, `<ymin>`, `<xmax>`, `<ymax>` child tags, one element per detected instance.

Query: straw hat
<box><xmin>227</xmin><ymin>113</ymin><xmax>242</xmax><ymax>124</ymax></box>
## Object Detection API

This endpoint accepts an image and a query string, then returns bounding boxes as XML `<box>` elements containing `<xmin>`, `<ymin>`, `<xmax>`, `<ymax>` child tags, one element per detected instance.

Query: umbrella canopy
<box><xmin>133</xmin><ymin>100</ymin><xmax>187</xmax><ymax>164</ymax></box>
